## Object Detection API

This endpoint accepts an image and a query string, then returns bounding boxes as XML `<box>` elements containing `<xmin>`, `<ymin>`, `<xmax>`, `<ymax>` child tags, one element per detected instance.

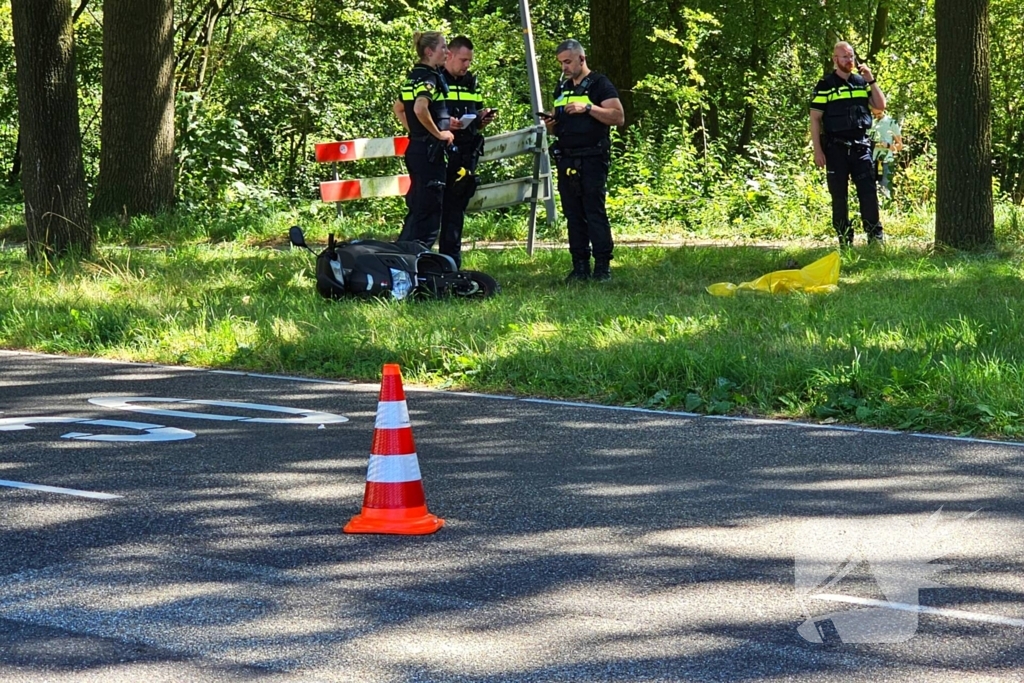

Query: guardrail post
<box><xmin>526</xmin><ymin>125</ymin><xmax>545</xmax><ymax>256</ymax></box>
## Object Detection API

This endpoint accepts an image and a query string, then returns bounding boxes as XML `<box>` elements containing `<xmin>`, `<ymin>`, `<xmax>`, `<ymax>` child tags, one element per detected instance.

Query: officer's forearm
<box><xmin>413</xmin><ymin>100</ymin><xmax>444</xmax><ymax>139</ymax></box>
<box><xmin>393</xmin><ymin>100</ymin><xmax>409</xmax><ymax>132</ymax></box>
<box><xmin>869</xmin><ymin>83</ymin><xmax>886</xmax><ymax>111</ymax></box>
<box><xmin>809</xmin><ymin>114</ymin><xmax>823</xmax><ymax>152</ymax></box>
<box><xmin>589</xmin><ymin>106</ymin><xmax>623</xmax><ymax>127</ymax></box>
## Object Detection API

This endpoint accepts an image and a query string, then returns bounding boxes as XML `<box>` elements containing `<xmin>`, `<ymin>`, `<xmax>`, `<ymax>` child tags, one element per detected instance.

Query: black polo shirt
<box><xmin>442</xmin><ymin>70</ymin><xmax>483</xmax><ymax>144</ymax></box>
<box><xmin>810</xmin><ymin>71</ymin><xmax>873</xmax><ymax>140</ymax></box>
<box><xmin>400</xmin><ymin>64</ymin><xmax>450</xmax><ymax>139</ymax></box>
<box><xmin>552</xmin><ymin>72</ymin><xmax>618</xmax><ymax>150</ymax></box>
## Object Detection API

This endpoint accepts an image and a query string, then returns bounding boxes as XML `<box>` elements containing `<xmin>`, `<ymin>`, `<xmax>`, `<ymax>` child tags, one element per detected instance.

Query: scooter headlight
<box><xmin>389</xmin><ymin>268</ymin><xmax>414</xmax><ymax>300</ymax></box>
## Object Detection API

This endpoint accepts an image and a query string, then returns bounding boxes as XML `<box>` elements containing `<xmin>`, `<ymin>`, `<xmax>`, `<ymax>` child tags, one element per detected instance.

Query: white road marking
<box><xmin>0</xmin><ymin>416</ymin><xmax>195</xmax><ymax>442</ymax></box>
<box><xmin>0</xmin><ymin>479</ymin><xmax>121</xmax><ymax>500</ymax></box>
<box><xmin>61</xmin><ymin>420</ymin><xmax>196</xmax><ymax>442</ymax></box>
<box><xmin>88</xmin><ymin>397</ymin><xmax>348</xmax><ymax>424</ymax></box>
<box><xmin>811</xmin><ymin>593</ymin><xmax>1024</xmax><ymax>628</ymax></box>
<box><xmin>4</xmin><ymin>349</ymin><xmax>1023</xmax><ymax>448</ymax></box>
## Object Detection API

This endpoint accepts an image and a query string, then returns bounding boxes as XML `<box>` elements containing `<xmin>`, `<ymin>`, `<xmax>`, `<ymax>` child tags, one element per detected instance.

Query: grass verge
<box><xmin>2</xmin><ymin>240</ymin><xmax>1023</xmax><ymax>439</ymax></box>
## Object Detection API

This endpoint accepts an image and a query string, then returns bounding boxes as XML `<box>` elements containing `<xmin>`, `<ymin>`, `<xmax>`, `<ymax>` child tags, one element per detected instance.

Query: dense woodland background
<box><xmin>1</xmin><ymin>0</ymin><xmax>1021</xmax><ymax>253</ymax></box>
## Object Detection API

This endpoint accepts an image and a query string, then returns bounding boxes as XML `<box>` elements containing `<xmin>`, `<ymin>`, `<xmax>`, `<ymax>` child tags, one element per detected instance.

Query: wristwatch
<box><xmin>585</xmin><ymin>104</ymin><xmax>592</xmax><ymax>113</ymax></box>
<box><xmin>866</xmin><ymin>79</ymin><xmax>877</xmax><ymax>85</ymax></box>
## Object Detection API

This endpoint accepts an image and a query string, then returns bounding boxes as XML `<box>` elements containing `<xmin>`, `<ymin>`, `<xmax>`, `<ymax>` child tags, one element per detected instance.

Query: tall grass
<box><xmin>2</xmin><ymin>238</ymin><xmax>1024</xmax><ymax>439</ymax></box>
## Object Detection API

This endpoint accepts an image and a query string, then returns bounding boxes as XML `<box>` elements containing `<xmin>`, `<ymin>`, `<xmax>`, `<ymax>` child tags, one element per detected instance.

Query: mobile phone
<box><xmin>536</xmin><ymin>111</ymin><xmax>553</xmax><ymax>120</ymax></box>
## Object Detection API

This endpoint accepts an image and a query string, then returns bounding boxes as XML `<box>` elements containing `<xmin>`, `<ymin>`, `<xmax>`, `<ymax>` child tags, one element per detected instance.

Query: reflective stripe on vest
<box><xmin>401</xmin><ymin>83</ymin><xmax>446</xmax><ymax>101</ymax></box>
<box><xmin>812</xmin><ymin>86</ymin><xmax>870</xmax><ymax>105</ymax></box>
<box><xmin>554</xmin><ymin>94</ymin><xmax>592</xmax><ymax>108</ymax></box>
<box><xmin>443</xmin><ymin>85</ymin><xmax>482</xmax><ymax>103</ymax></box>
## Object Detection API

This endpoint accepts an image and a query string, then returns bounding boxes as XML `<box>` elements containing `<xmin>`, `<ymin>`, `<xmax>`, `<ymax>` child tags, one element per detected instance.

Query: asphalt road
<box><xmin>1</xmin><ymin>350</ymin><xmax>1022</xmax><ymax>682</ymax></box>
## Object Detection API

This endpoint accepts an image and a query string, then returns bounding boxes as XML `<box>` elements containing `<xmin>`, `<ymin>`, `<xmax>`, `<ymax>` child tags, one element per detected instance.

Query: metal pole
<box><xmin>525</xmin><ymin>126</ymin><xmax>545</xmax><ymax>256</ymax></box>
<box><xmin>519</xmin><ymin>0</ymin><xmax>557</xmax><ymax>256</ymax></box>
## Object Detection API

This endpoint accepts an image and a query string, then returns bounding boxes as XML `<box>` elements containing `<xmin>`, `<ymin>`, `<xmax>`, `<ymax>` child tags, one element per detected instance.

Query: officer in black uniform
<box><xmin>810</xmin><ymin>41</ymin><xmax>888</xmax><ymax>247</ymax></box>
<box><xmin>542</xmin><ymin>39</ymin><xmax>625</xmax><ymax>282</ymax></box>
<box><xmin>439</xmin><ymin>36</ymin><xmax>496</xmax><ymax>269</ymax></box>
<box><xmin>393</xmin><ymin>31</ymin><xmax>453</xmax><ymax>248</ymax></box>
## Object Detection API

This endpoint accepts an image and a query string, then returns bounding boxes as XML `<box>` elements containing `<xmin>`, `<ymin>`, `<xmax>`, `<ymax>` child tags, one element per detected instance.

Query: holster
<box><xmin>471</xmin><ymin>133</ymin><xmax>485</xmax><ymax>159</ymax></box>
<box><xmin>450</xmin><ymin>167</ymin><xmax>479</xmax><ymax>199</ymax></box>
<box><xmin>559</xmin><ymin>157</ymin><xmax>584</xmax><ymax>197</ymax></box>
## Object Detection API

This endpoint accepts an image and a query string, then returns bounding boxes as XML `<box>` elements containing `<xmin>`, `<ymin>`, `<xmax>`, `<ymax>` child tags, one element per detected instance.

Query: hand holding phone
<box><xmin>536</xmin><ymin>111</ymin><xmax>553</xmax><ymax>120</ymax></box>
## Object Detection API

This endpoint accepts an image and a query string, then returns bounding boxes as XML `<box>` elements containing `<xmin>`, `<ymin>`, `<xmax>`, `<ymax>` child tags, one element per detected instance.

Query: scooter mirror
<box><xmin>288</xmin><ymin>226</ymin><xmax>308</xmax><ymax>249</ymax></box>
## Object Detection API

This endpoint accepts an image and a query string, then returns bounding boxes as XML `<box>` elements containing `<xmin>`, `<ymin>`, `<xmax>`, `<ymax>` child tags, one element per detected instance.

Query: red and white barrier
<box><xmin>319</xmin><ymin>174</ymin><xmax>412</xmax><ymax>202</ymax></box>
<box><xmin>315</xmin><ymin>136</ymin><xmax>409</xmax><ymax>163</ymax></box>
<box><xmin>314</xmin><ymin>126</ymin><xmax>551</xmax><ymax>219</ymax></box>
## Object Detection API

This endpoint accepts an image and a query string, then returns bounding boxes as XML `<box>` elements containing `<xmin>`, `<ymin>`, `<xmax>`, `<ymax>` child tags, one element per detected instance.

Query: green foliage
<box><xmin>990</xmin><ymin>0</ymin><xmax>1024</xmax><ymax>201</ymax></box>
<box><xmin>176</xmin><ymin>92</ymin><xmax>259</xmax><ymax>208</ymax></box>
<box><xmin>0</xmin><ymin>0</ymin><xmax>1021</xmax><ymax>249</ymax></box>
<box><xmin>0</xmin><ymin>5</ymin><xmax>17</xmax><ymax>165</ymax></box>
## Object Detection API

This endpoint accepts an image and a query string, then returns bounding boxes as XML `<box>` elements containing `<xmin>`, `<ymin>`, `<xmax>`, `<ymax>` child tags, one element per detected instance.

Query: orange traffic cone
<box><xmin>343</xmin><ymin>364</ymin><xmax>444</xmax><ymax>535</ymax></box>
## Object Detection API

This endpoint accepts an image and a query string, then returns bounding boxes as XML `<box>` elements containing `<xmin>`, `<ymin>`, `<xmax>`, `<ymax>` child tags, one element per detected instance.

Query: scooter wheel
<box><xmin>453</xmin><ymin>270</ymin><xmax>500</xmax><ymax>298</ymax></box>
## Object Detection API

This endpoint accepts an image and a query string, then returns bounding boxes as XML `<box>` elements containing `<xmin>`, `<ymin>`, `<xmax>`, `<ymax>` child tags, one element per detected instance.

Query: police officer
<box><xmin>542</xmin><ymin>39</ymin><xmax>624</xmax><ymax>282</ymax></box>
<box><xmin>393</xmin><ymin>32</ymin><xmax>453</xmax><ymax>248</ymax></box>
<box><xmin>810</xmin><ymin>41</ymin><xmax>888</xmax><ymax>246</ymax></box>
<box><xmin>439</xmin><ymin>36</ymin><xmax>496</xmax><ymax>269</ymax></box>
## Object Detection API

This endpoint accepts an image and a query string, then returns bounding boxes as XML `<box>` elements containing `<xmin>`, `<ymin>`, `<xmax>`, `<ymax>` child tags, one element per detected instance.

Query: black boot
<box><xmin>593</xmin><ymin>257</ymin><xmax>612</xmax><ymax>282</ymax></box>
<box><xmin>564</xmin><ymin>257</ymin><xmax>591</xmax><ymax>282</ymax></box>
<box><xmin>866</xmin><ymin>221</ymin><xmax>884</xmax><ymax>245</ymax></box>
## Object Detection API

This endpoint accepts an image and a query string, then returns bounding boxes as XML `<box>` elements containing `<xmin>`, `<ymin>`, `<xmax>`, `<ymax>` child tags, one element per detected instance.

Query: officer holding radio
<box><xmin>810</xmin><ymin>41</ymin><xmax>888</xmax><ymax>247</ymax></box>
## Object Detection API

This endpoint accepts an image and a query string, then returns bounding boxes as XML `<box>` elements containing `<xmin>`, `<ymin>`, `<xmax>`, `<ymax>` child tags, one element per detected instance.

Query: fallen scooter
<box><xmin>288</xmin><ymin>226</ymin><xmax>500</xmax><ymax>301</ymax></box>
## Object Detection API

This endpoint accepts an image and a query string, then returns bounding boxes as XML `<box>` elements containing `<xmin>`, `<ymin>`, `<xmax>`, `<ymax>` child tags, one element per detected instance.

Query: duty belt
<box><xmin>825</xmin><ymin>134</ymin><xmax>870</xmax><ymax>148</ymax></box>
<box><xmin>552</xmin><ymin>139</ymin><xmax>609</xmax><ymax>159</ymax></box>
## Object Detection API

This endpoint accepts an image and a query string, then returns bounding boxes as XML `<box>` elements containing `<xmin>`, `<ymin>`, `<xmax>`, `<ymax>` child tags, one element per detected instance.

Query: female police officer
<box><xmin>393</xmin><ymin>32</ymin><xmax>454</xmax><ymax>248</ymax></box>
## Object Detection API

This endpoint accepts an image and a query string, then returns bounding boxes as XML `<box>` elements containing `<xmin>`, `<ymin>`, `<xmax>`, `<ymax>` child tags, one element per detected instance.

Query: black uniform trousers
<box><xmin>555</xmin><ymin>151</ymin><xmax>613</xmax><ymax>261</ymax></box>
<box><xmin>439</xmin><ymin>144</ymin><xmax>480</xmax><ymax>269</ymax></box>
<box><xmin>399</xmin><ymin>138</ymin><xmax>447</xmax><ymax>248</ymax></box>
<box><xmin>824</xmin><ymin>135</ymin><xmax>882</xmax><ymax>241</ymax></box>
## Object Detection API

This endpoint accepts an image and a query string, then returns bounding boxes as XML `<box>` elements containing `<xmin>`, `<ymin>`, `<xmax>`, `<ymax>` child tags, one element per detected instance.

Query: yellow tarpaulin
<box><xmin>706</xmin><ymin>251</ymin><xmax>840</xmax><ymax>297</ymax></box>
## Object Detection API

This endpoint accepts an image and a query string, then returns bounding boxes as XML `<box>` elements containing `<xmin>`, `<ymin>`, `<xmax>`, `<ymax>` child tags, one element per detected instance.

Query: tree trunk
<box><xmin>92</xmin><ymin>0</ymin><xmax>176</xmax><ymax>219</ymax></box>
<box><xmin>10</xmin><ymin>0</ymin><xmax>93</xmax><ymax>259</ymax></box>
<box><xmin>589</xmin><ymin>0</ymin><xmax>633</xmax><ymax>126</ymax></box>
<box><xmin>866</xmin><ymin>0</ymin><xmax>890</xmax><ymax>61</ymax></box>
<box><xmin>935</xmin><ymin>0</ymin><xmax>994</xmax><ymax>249</ymax></box>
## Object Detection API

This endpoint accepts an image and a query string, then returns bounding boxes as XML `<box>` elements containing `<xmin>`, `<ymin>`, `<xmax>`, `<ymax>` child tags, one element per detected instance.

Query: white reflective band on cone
<box><xmin>366</xmin><ymin>454</ymin><xmax>422</xmax><ymax>483</ymax></box>
<box><xmin>375</xmin><ymin>400</ymin><xmax>410</xmax><ymax>429</ymax></box>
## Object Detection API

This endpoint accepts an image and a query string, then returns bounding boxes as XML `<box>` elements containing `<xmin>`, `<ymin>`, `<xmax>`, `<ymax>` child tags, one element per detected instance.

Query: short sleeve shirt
<box><xmin>809</xmin><ymin>72</ymin><xmax>872</xmax><ymax>140</ymax></box>
<box><xmin>442</xmin><ymin>70</ymin><xmax>484</xmax><ymax>143</ymax></box>
<box><xmin>400</xmin><ymin>65</ymin><xmax>450</xmax><ymax>138</ymax></box>
<box><xmin>552</xmin><ymin>72</ymin><xmax>619</xmax><ymax>149</ymax></box>
<box><xmin>870</xmin><ymin>115</ymin><xmax>902</xmax><ymax>162</ymax></box>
